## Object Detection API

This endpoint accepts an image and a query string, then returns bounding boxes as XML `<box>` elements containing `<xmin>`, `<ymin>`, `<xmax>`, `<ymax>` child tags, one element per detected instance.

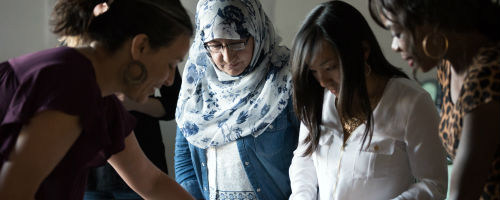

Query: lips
<box><xmin>325</xmin><ymin>86</ymin><xmax>338</xmax><ymax>95</ymax></box>
<box><xmin>407</xmin><ymin>59</ymin><xmax>414</xmax><ymax>67</ymax></box>
<box><xmin>401</xmin><ymin>55</ymin><xmax>414</xmax><ymax>67</ymax></box>
<box><xmin>225</xmin><ymin>64</ymin><xmax>240</xmax><ymax>69</ymax></box>
<box><xmin>224</xmin><ymin>60</ymin><xmax>241</xmax><ymax>68</ymax></box>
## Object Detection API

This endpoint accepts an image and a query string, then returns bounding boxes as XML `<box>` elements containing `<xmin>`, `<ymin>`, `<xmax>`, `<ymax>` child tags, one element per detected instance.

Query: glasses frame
<box><xmin>204</xmin><ymin>38</ymin><xmax>250</xmax><ymax>53</ymax></box>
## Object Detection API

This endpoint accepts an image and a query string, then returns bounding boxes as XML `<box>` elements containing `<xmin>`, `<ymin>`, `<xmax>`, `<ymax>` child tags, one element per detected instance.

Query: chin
<box><xmin>126</xmin><ymin>93</ymin><xmax>147</xmax><ymax>104</ymax></box>
<box><xmin>418</xmin><ymin>62</ymin><xmax>439</xmax><ymax>73</ymax></box>
<box><xmin>136</xmin><ymin>95</ymin><xmax>149</xmax><ymax>104</ymax></box>
<box><xmin>226</xmin><ymin>70</ymin><xmax>243</xmax><ymax>76</ymax></box>
<box><xmin>420</xmin><ymin>67</ymin><xmax>434</xmax><ymax>73</ymax></box>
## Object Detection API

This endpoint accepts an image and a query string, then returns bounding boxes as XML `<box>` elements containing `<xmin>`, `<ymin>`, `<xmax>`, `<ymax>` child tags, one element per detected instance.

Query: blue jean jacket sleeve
<box><xmin>174</xmin><ymin>127</ymin><xmax>204</xmax><ymax>199</ymax></box>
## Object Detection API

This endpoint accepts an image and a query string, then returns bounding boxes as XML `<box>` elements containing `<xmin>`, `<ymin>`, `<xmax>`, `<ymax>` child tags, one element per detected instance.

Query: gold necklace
<box><xmin>337</xmin><ymin>76</ymin><xmax>387</xmax><ymax>136</ymax></box>
<box><xmin>335</xmin><ymin>98</ymin><xmax>365</xmax><ymax>135</ymax></box>
<box><xmin>341</xmin><ymin>115</ymin><xmax>365</xmax><ymax>135</ymax></box>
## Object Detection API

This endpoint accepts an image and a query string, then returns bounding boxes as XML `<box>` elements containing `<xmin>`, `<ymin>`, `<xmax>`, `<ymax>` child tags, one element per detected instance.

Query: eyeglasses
<box><xmin>204</xmin><ymin>38</ymin><xmax>250</xmax><ymax>53</ymax></box>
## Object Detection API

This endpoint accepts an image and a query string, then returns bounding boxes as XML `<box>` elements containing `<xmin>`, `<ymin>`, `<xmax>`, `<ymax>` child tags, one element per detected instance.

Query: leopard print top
<box><xmin>438</xmin><ymin>43</ymin><xmax>500</xmax><ymax>199</ymax></box>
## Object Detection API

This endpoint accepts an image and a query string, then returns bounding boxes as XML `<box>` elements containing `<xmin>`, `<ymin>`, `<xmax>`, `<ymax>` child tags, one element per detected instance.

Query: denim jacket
<box><xmin>175</xmin><ymin>103</ymin><xmax>299</xmax><ymax>200</ymax></box>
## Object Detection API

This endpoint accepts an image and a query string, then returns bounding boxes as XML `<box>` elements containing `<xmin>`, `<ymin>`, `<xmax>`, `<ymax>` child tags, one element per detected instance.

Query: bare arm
<box><xmin>116</xmin><ymin>93</ymin><xmax>166</xmax><ymax>118</ymax></box>
<box><xmin>108</xmin><ymin>132</ymin><xmax>194</xmax><ymax>200</ymax></box>
<box><xmin>117</xmin><ymin>68</ymin><xmax>180</xmax><ymax>119</ymax></box>
<box><xmin>0</xmin><ymin>110</ymin><xmax>81</xmax><ymax>199</ymax></box>
<box><xmin>448</xmin><ymin>101</ymin><xmax>500</xmax><ymax>200</ymax></box>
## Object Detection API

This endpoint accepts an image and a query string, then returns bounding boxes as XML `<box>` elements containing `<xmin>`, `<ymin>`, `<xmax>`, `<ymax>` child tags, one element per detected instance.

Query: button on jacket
<box><xmin>175</xmin><ymin>102</ymin><xmax>299</xmax><ymax>200</ymax></box>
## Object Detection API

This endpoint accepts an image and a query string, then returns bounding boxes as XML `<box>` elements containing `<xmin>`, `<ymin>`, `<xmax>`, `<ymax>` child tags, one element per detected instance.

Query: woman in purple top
<box><xmin>0</xmin><ymin>0</ymin><xmax>194</xmax><ymax>199</ymax></box>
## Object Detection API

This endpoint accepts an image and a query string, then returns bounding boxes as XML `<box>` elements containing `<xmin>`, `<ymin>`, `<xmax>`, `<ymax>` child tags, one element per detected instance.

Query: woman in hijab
<box><xmin>174</xmin><ymin>0</ymin><xmax>299</xmax><ymax>199</ymax></box>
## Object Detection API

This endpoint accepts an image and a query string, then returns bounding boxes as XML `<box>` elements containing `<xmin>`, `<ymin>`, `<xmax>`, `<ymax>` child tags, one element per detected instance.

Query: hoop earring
<box><xmin>124</xmin><ymin>61</ymin><xmax>148</xmax><ymax>85</ymax></box>
<box><xmin>422</xmin><ymin>32</ymin><xmax>449</xmax><ymax>59</ymax></box>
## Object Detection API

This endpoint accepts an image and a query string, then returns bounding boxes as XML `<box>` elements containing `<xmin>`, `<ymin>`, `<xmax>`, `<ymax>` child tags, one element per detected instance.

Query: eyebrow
<box><xmin>309</xmin><ymin>59</ymin><xmax>335</xmax><ymax>69</ymax></box>
<box><xmin>320</xmin><ymin>59</ymin><xmax>337</xmax><ymax>68</ymax></box>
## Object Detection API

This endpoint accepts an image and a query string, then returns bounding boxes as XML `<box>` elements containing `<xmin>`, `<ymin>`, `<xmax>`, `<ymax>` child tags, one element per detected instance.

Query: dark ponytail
<box><xmin>51</xmin><ymin>0</ymin><xmax>106</xmax><ymax>38</ymax></box>
<box><xmin>51</xmin><ymin>0</ymin><xmax>193</xmax><ymax>52</ymax></box>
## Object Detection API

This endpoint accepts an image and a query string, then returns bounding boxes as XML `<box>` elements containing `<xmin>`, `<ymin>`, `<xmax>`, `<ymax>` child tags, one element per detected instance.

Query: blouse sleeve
<box><xmin>393</xmin><ymin>92</ymin><xmax>448</xmax><ymax>200</ymax></box>
<box><xmin>288</xmin><ymin>123</ymin><xmax>318</xmax><ymax>200</ymax></box>
<box><xmin>461</xmin><ymin>63</ymin><xmax>500</xmax><ymax>113</ymax></box>
<box><xmin>2</xmin><ymin>63</ymin><xmax>98</xmax><ymax>127</ymax></box>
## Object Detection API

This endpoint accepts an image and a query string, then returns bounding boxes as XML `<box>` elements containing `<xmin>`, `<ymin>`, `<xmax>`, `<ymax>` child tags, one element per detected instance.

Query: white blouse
<box><xmin>289</xmin><ymin>78</ymin><xmax>448</xmax><ymax>200</ymax></box>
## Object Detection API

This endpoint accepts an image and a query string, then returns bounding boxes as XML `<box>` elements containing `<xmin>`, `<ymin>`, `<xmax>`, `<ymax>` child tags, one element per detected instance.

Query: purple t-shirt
<box><xmin>0</xmin><ymin>47</ymin><xmax>136</xmax><ymax>199</ymax></box>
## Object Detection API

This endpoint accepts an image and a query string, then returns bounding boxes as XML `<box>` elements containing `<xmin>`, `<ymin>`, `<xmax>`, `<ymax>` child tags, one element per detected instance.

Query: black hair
<box><xmin>51</xmin><ymin>0</ymin><xmax>193</xmax><ymax>52</ymax></box>
<box><xmin>292</xmin><ymin>0</ymin><xmax>407</xmax><ymax>155</ymax></box>
<box><xmin>369</xmin><ymin>0</ymin><xmax>500</xmax><ymax>41</ymax></box>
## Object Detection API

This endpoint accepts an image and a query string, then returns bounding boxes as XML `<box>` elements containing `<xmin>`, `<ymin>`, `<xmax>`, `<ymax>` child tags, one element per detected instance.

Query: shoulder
<box><xmin>385</xmin><ymin>77</ymin><xmax>429</xmax><ymax>99</ymax></box>
<box><xmin>461</xmin><ymin>44</ymin><xmax>500</xmax><ymax>111</ymax></box>
<box><xmin>9</xmin><ymin>47</ymin><xmax>93</xmax><ymax>84</ymax></box>
<box><xmin>6</xmin><ymin>47</ymin><xmax>99</xmax><ymax>119</ymax></box>
<box><xmin>465</xmin><ymin>44</ymin><xmax>500</xmax><ymax>91</ymax></box>
<box><xmin>381</xmin><ymin>77</ymin><xmax>435</xmax><ymax>116</ymax></box>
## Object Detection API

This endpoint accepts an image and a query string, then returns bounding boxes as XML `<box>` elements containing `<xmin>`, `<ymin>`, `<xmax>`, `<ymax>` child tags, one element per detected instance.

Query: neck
<box><xmin>366</xmin><ymin>73</ymin><xmax>388</xmax><ymax>103</ymax></box>
<box><xmin>340</xmin><ymin>73</ymin><xmax>388</xmax><ymax>118</ymax></box>
<box><xmin>75</xmin><ymin>43</ymin><xmax>129</xmax><ymax>97</ymax></box>
<box><xmin>445</xmin><ymin>31</ymin><xmax>492</xmax><ymax>74</ymax></box>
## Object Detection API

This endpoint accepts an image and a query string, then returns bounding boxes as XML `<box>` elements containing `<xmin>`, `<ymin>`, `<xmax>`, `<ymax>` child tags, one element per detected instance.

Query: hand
<box><xmin>115</xmin><ymin>92</ymin><xmax>125</xmax><ymax>102</ymax></box>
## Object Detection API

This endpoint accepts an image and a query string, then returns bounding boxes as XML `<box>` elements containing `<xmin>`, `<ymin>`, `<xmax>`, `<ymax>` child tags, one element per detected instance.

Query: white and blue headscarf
<box><xmin>176</xmin><ymin>0</ymin><xmax>292</xmax><ymax>149</ymax></box>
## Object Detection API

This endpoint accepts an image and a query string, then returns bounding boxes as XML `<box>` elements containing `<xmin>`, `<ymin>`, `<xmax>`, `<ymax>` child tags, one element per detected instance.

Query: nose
<box><xmin>221</xmin><ymin>47</ymin><xmax>236</xmax><ymax>64</ymax></box>
<box><xmin>315</xmin><ymin>73</ymin><xmax>330</xmax><ymax>88</ymax></box>
<box><xmin>391</xmin><ymin>37</ymin><xmax>401</xmax><ymax>52</ymax></box>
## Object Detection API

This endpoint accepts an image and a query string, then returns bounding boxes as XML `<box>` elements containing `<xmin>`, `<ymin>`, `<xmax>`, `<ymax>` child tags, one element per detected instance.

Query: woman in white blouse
<box><xmin>289</xmin><ymin>1</ymin><xmax>448</xmax><ymax>200</ymax></box>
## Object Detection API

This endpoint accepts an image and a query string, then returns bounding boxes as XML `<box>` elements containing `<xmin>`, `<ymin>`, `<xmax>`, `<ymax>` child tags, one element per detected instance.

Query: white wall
<box><xmin>0</xmin><ymin>0</ymin><xmax>58</xmax><ymax>61</ymax></box>
<box><xmin>0</xmin><ymin>0</ymin><xmax>437</xmax><ymax>180</ymax></box>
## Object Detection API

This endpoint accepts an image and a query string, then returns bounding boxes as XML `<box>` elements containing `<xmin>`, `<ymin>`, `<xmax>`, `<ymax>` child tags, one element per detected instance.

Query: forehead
<box><xmin>380</xmin><ymin>8</ymin><xmax>400</xmax><ymax>28</ymax></box>
<box><xmin>307</xmin><ymin>39</ymin><xmax>339</xmax><ymax>69</ymax></box>
<box><xmin>206</xmin><ymin>38</ymin><xmax>246</xmax><ymax>44</ymax></box>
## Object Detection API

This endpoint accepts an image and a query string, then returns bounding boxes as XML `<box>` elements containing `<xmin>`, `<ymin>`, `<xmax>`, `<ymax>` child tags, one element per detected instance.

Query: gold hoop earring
<box><xmin>124</xmin><ymin>61</ymin><xmax>148</xmax><ymax>85</ymax></box>
<box><xmin>422</xmin><ymin>32</ymin><xmax>449</xmax><ymax>59</ymax></box>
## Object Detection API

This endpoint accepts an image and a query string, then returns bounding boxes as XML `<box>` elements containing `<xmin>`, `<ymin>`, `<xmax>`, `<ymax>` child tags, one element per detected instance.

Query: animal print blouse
<box><xmin>438</xmin><ymin>43</ymin><xmax>500</xmax><ymax>199</ymax></box>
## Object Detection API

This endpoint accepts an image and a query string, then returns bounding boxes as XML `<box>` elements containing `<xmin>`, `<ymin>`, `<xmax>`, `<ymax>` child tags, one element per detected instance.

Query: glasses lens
<box><xmin>229</xmin><ymin>42</ymin><xmax>245</xmax><ymax>51</ymax></box>
<box><xmin>206</xmin><ymin>45</ymin><xmax>221</xmax><ymax>53</ymax></box>
<box><xmin>205</xmin><ymin>39</ymin><xmax>248</xmax><ymax>53</ymax></box>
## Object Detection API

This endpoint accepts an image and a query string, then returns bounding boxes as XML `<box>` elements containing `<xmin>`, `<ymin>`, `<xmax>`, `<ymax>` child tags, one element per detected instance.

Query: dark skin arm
<box><xmin>449</xmin><ymin>101</ymin><xmax>500</xmax><ymax>200</ymax></box>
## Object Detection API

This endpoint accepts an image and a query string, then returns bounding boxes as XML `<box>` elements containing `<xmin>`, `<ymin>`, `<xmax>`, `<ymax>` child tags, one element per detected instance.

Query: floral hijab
<box><xmin>175</xmin><ymin>0</ymin><xmax>292</xmax><ymax>149</ymax></box>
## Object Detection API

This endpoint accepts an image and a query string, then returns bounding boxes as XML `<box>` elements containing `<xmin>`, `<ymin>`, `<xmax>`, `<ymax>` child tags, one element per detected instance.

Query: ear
<box><xmin>362</xmin><ymin>40</ymin><xmax>371</xmax><ymax>60</ymax></box>
<box><xmin>130</xmin><ymin>34</ymin><xmax>149</xmax><ymax>61</ymax></box>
